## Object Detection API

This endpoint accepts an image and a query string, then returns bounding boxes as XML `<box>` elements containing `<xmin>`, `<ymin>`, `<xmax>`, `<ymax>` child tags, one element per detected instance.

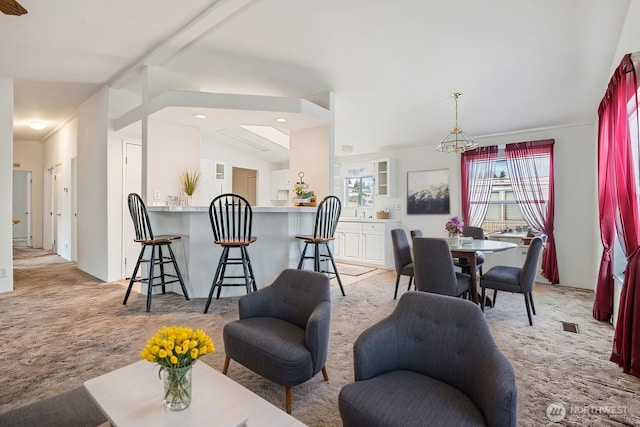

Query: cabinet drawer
<box><xmin>362</xmin><ymin>223</ymin><xmax>385</xmax><ymax>233</ymax></box>
<box><xmin>337</xmin><ymin>221</ymin><xmax>363</xmax><ymax>231</ymax></box>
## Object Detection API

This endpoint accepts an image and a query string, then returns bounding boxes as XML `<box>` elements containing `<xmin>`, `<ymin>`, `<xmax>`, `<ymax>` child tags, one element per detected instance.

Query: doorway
<box><xmin>123</xmin><ymin>140</ymin><xmax>142</xmax><ymax>279</ymax></box>
<box><xmin>232</xmin><ymin>167</ymin><xmax>258</xmax><ymax>206</ymax></box>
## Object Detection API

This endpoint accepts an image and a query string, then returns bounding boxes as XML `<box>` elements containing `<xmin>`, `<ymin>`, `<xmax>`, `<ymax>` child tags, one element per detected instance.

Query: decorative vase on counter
<box><xmin>449</xmin><ymin>234</ymin><xmax>460</xmax><ymax>246</ymax></box>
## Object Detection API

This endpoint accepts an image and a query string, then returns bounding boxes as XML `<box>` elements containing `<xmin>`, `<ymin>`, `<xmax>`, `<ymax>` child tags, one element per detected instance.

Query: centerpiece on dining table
<box><xmin>445</xmin><ymin>216</ymin><xmax>464</xmax><ymax>246</ymax></box>
<box><xmin>140</xmin><ymin>326</ymin><xmax>215</xmax><ymax>411</ymax></box>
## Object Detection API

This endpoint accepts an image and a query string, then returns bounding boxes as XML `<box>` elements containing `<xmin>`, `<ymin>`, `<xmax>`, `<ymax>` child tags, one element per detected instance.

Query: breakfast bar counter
<box><xmin>147</xmin><ymin>206</ymin><xmax>318</xmax><ymax>298</ymax></box>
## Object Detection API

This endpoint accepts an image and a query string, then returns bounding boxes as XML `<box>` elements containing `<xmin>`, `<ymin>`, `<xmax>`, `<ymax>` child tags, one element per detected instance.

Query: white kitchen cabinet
<box><xmin>270</xmin><ymin>169</ymin><xmax>290</xmax><ymax>201</ymax></box>
<box><xmin>362</xmin><ymin>222</ymin><xmax>385</xmax><ymax>264</ymax></box>
<box><xmin>375</xmin><ymin>158</ymin><xmax>395</xmax><ymax>198</ymax></box>
<box><xmin>335</xmin><ymin>219</ymin><xmax>399</xmax><ymax>268</ymax></box>
<box><xmin>335</xmin><ymin>221</ymin><xmax>362</xmax><ymax>262</ymax></box>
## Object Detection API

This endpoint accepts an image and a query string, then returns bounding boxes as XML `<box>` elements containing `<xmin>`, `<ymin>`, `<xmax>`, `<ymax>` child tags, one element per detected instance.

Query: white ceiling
<box><xmin>3</xmin><ymin>0</ymin><xmax>633</xmax><ymax>157</ymax></box>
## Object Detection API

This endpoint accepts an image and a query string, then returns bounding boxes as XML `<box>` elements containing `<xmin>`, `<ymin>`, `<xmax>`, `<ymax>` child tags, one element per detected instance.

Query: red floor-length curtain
<box><xmin>599</xmin><ymin>54</ymin><xmax>640</xmax><ymax>377</ymax></box>
<box><xmin>505</xmin><ymin>140</ymin><xmax>559</xmax><ymax>284</ymax></box>
<box><xmin>461</xmin><ymin>146</ymin><xmax>498</xmax><ymax>227</ymax></box>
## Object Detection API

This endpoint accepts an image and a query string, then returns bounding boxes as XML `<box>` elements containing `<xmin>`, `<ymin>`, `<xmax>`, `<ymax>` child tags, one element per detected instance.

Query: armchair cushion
<box><xmin>479</xmin><ymin>266</ymin><xmax>522</xmax><ymax>293</ymax></box>
<box><xmin>223</xmin><ymin>317</ymin><xmax>312</xmax><ymax>385</ymax></box>
<box><xmin>340</xmin><ymin>370</ymin><xmax>486</xmax><ymax>427</ymax></box>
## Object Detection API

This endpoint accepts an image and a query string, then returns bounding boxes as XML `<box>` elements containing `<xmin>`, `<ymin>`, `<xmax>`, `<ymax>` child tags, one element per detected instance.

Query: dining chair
<box><xmin>454</xmin><ymin>225</ymin><xmax>486</xmax><ymax>276</ymax></box>
<box><xmin>123</xmin><ymin>193</ymin><xmax>190</xmax><ymax>312</ymax></box>
<box><xmin>409</xmin><ymin>229</ymin><xmax>423</xmax><ymax>239</ymax></box>
<box><xmin>480</xmin><ymin>236</ymin><xmax>544</xmax><ymax>325</ymax></box>
<box><xmin>412</xmin><ymin>237</ymin><xmax>471</xmax><ymax>298</ymax></box>
<box><xmin>295</xmin><ymin>195</ymin><xmax>345</xmax><ymax>296</ymax></box>
<box><xmin>390</xmin><ymin>229</ymin><xmax>414</xmax><ymax>299</ymax></box>
<box><xmin>204</xmin><ymin>193</ymin><xmax>257</xmax><ymax>314</ymax></box>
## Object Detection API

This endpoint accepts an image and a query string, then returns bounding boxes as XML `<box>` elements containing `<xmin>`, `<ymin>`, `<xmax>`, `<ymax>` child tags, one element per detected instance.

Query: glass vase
<box><xmin>162</xmin><ymin>365</ymin><xmax>192</xmax><ymax>411</ymax></box>
<box><xmin>449</xmin><ymin>234</ymin><xmax>460</xmax><ymax>246</ymax></box>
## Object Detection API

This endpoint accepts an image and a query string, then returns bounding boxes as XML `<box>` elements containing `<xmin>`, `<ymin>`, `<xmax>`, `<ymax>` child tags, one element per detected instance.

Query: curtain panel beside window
<box><xmin>505</xmin><ymin>140</ymin><xmax>559</xmax><ymax>285</ymax></box>
<box><xmin>595</xmin><ymin>53</ymin><xmax>640</xmax><ymax>378</ymax></box>
<box><xmin>461</xmin><ymin>146</ymin><xmax>498</xmax><ymax>227</ymax></box>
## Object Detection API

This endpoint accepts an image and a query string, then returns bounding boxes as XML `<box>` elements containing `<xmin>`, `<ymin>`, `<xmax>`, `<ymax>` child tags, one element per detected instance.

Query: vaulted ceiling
<box><xmin>2</xmin><ymin>0</ymin><xmax>633</xmax><ymax>156</ymax></box>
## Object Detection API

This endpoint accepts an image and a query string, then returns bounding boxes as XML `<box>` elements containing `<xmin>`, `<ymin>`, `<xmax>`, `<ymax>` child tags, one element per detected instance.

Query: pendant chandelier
<box><xmin>435</xmin><ymin>92</ymin><xmax>478</xmax><ymax>153</ymax></box>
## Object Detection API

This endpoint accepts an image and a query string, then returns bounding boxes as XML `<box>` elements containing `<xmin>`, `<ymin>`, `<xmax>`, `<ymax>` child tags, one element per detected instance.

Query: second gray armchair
<box><xmin>222</xmin><ymin>269</ymin><xmax>331</xmax><ymax>414</ymax></box>
<box><xmin>339</xmin><ymin>291</ymin><xmax>518</xmax><ymax>426</ymax></box>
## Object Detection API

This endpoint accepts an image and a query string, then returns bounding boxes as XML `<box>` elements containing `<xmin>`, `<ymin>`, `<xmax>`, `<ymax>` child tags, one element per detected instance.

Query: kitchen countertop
<box><xmin>147</xmin><ymin>205</ymin><xmax>318</xmax><ymax>213</ymax></box>
<box><xmin>338</xmin><ymin>217</ymin><xmax>399</xmax><ymax>223</ymax></box>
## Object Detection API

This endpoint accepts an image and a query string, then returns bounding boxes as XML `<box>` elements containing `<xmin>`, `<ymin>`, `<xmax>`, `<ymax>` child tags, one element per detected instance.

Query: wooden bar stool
<box><xmin>295</xmin><ymin>195</ymin><xmax>345</xmax><ymax>296</ymax></box>
<box><xmin>123</xmin><ymin>193</ymin><xmax>189</xmax><ymax>312</ymax></box>
<box><xmin>204</xmin><ymin>193</ymin><xmax>257</xmax><ymax>314</ymax></box>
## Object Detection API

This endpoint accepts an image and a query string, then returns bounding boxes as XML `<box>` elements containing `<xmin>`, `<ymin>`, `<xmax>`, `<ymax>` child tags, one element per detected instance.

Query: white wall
<box><xmin>0</xmin><ymin>77</ymin><xmax>13</xmax><ymax>293</ymax></box>
<box><xmin>147</xmin><ymin>119</ymin><xmax>200</xmax><ymax>205</ymax></box>
<box><xmin>77</xmin><ymin>87</ymin><xmax>110</xmax><ymax>281</ymax></box>
<box><xmin>290</xmin><ymin>126</ymin><xmax>331</xmax><ymax>202</ymax></box>
<box><xmin>13</xmin><ymin>140</ymin><xmax>44</xmax><ymax>249</ymax></box>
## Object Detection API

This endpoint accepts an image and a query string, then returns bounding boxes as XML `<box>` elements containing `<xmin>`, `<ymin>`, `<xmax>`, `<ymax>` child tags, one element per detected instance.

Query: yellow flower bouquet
<box><xmin>140</xmin><ymin>326</ymin><xmax>215</xmax><ymax>410</ymax></box>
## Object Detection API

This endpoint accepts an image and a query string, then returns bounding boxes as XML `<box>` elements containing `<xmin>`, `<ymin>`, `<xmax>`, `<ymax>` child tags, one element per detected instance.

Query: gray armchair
<box><xmin>480</xmin><ymin>236</ymin><xmax>544</xmax><ymax>325</ymax></box>
<box><xmin>339</xmin><ymin>291</ymin><xmax>517</xmax><ymax>427</ymax></box>
<box><xmin>222</xmin><ymin>269</ymin><xmax>331</xmax><ymax>414</ymax></box>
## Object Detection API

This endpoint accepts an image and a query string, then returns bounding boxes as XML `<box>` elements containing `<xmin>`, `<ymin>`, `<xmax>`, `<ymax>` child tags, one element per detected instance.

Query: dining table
<box><xmin>449</xmin><ymin>239</ymin><xmax>518</xmax><ymax>304</ymax></box>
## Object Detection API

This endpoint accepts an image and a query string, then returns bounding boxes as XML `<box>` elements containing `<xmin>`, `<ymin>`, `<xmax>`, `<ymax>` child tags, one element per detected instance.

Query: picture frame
<box><xmin>406</xmin><ymin>169</ymin><xmax>450</xmax><ymax>214</ymax></box>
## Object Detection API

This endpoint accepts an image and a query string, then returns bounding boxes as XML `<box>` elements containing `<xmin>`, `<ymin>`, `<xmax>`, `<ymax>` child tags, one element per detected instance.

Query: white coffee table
<box><xmin>84</xmin><ymin>360</ymin><xmax>307</xmax><ymax>427</ymax></box>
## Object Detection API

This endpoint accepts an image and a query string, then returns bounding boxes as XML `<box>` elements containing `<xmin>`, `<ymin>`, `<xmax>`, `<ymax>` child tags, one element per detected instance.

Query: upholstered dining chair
<box><xmin>409</xmin><ymin>229</ymin><xmax>423</xmax><ymax>239</ymax></box>
<box><xmin>412</xmin><ymin>236</ymin><xmax>471</xmax><ymax>298</ymax></box>
<box><xmin>222</xmin><ymin>269</ymin><xmax>331</xmax><ymax>414</ymax></box>
<box><xmin>390</xmin><ymin>229</ymin><xmax>414</xmax><ymax>299</ymax></box>
<box><xmin>123</xmin><ymin>193</ymin><xmax>189</xmax><ymax>312</ymax></box>
<box><xmin>339</xmin><ymin>291</ymin><xmax>518</xmax><ymax>427</ymax></box>
<box><xmin>454</xmin><ymin>225</ymin><xmax>486</xmax><ymax>276</ymax></box>
<box><xmin>480</xmin><ymin>236</ymin><xmax>544</xmax><ymax>325</ymax></box>
<box><xmin>295</xmin><ymin>195</ymin><xmax>345</xmax><ymax>296</ymax></box>
<box><xmin>204</xmin><ymin>193</ymin><xmax>257</xmax><ymax>314</ymax></box>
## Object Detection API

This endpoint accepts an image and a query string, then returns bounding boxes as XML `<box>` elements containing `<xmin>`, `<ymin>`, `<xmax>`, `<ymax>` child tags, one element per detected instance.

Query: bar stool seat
<box><xmin>123</xmin><ymin>193</ymin><xmax>189</xmax><ymax>312</ymax></box>
<box><xmin>295</xmin><ymin>195</ymin><xmax>345</xmax><ymax>296</ymax></box>
<box><xmin>204</xmin><ymin>193</ymin><xmax>257</xmax><ymax>314</ymax></box>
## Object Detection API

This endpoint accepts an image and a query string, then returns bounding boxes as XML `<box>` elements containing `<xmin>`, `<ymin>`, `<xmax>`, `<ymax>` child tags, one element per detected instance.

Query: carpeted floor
<box><xmin>1</xmin><ymin>248</ymin><xmax>639</xmax><ymax>426</ymax></box>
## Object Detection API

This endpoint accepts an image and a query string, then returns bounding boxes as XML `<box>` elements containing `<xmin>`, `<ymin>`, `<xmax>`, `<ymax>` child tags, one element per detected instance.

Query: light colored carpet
<box><xmin>1</xmin><ymin>248</ymin><xmax>639</xmax><ymax>426</ymax></box>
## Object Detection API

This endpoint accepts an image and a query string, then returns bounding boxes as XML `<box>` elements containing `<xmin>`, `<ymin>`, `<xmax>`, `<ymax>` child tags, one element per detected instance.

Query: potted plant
<box><xmin>179</xmin><ymin>169</ymin><xmax>201</xmax><ymax>205</ymax></box>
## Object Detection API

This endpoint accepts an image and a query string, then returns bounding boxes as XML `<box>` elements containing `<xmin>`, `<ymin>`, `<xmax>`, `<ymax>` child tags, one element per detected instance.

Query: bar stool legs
<box><xmin>204</xmin><ymin>245</ymin><xmax>257</xmax><ymax>314</ymax></box>
<box><xmin>123</xmin><ymin>241</ymin><xmax>189</xmax><ymax>312</ymax></box>
<box><xmin>298</xmin><ymin>241</ymin><xmax>345</xmax><ymax>297</ymax></box>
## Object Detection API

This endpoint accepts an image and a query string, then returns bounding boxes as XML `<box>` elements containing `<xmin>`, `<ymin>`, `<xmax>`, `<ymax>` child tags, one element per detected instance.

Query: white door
<box><xmin>44</xmin><ymin>167</ymin><xmax>53</xmax><ymax>251</ymax></box>
<box><xmin>51</xmin><ymin>165</ymin><xmax>62</xmax><ymax>255</ymax></box>
<box><xmin>71</xmin><ymin>158</ymin><xmax>77</xmax><ymax>261</ymax></box>
<box><xmin>12</xmin><ymin>170</ymin><xmax>31</xmax><ymax>247</ymax></box>
<box><xmin>123</xmin><ymin>141</ymin><xmax>142</xmax><ymax>279</ymax></box>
